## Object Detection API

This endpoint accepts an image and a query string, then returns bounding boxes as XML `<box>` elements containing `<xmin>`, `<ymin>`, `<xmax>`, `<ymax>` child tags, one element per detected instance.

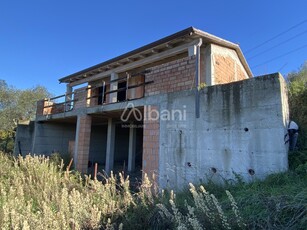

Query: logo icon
<box><xmin>120</xmin><ymin>102</ymin><xmax>143</xmax><ymax>122</ymax></box>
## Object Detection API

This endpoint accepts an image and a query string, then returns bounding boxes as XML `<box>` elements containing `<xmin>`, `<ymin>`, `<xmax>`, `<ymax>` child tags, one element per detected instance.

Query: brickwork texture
<box><xmin>142</xmin><ymin>105</ymin><xmax>160</xmax><ymax>178</ymax></box>
<box><xmin>145</xmin><ymin>56</ymin><xmax>196</xmax><ymax>96</ymax></box>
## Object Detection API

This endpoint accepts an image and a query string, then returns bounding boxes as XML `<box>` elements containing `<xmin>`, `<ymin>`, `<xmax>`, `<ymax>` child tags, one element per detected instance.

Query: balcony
<box><xmin>36</xmin><ymin>72</ymin><xmax>151</xmax><ymax>117</ymax></box>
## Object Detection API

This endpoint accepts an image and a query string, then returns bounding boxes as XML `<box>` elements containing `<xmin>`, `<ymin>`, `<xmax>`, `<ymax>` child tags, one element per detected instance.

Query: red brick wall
<box><xmin>236</xmin><ymin>63</ymin><xmax>248</xmax><ymax>81</ymax></box>
<box><xmin>213</xmin><ymin>54</ymin><xmax>248</xmax><ymax>84</ymax></box>
<box><xmin>51</xmin><ymin>104</ymin><xmax>65</xmax><ymax>114</ymax></box>
<box><xmin>36</xmin><ymin>100</ymin><xmax>64</xmax><ymax>115</ymax></box>
<box><xmin>88</xmin><ymin>86</ymin><xmax>99</xmax><ymax>106</ymax></box>
<box><xmin>76</xmin><ymin>115</ymin><xmax>92</xmax><ymax>173</ymax></box>
<box><xmin>214</xmin><ymin>55</ymin><xmax>236</xmax><ymax>84</ymax></box>
<box><xmin>145</xmin><ymin>56</ymin><xmax>196</xmax><ymax>96</ymax></box>
<box><xmin>127</xmin><ymin>75</ymin><xmax>145</xmax><ymax>99</ymax></box>
<box><xmin>74</xmin><ymin>87</ymin><xmax>87</xmax><ymax>109</ymax></box>
<box><xmin>142</xmin><ymin>105</ymin><xmax>160</xmax><ymax>178</ymax></box>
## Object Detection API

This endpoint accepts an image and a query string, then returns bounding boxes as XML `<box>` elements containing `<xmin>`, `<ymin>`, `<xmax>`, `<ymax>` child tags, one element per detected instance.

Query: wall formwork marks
<box><xmin>157</xmin><ymin>73</ymin><xmax>288</xmax><ymax>189</ymax></box>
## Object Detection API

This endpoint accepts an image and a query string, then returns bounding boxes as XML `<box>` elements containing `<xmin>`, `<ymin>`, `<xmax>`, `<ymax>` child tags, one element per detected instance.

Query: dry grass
<box><xmin>0</xmin><ymin>153</ymin><xmax>140</xmax><ymax>229</ymax></box>
<box><xmin>0</xmin><ymin>152</ymin><xmax>306</xmax><ymax>229</ymax></box>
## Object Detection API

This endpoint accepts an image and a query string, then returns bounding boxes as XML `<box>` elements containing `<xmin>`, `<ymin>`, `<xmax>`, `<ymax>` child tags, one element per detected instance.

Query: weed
<box><xmin>0</xmin><ymin>152</ymin><xmax>306</xmax><ymax>229</ymax></box>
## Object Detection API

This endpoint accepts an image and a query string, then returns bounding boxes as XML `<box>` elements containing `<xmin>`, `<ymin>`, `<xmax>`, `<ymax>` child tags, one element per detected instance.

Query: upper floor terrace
<box><xmin>36</xmin><ymin>27</ymin><xmax>252</xmax><ymax>121</ymax></box>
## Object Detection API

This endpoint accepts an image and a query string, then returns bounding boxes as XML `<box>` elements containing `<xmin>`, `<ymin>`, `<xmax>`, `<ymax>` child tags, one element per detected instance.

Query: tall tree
<box><xmin>287</xmin><ymin>61</ymin><xmax>307</xmax><ymax>149</ymax></box>
<box><xmin>0</xmin><ymin>80</ymin><xmax>51</xmax><ymax>152</ymax></box>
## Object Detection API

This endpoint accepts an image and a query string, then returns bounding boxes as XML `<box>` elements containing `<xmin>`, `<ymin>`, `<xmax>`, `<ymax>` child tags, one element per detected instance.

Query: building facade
<box><xmin>14</xmin><ymin>27</ymin><xmax>289</xmax><ymax>189</ymax></box>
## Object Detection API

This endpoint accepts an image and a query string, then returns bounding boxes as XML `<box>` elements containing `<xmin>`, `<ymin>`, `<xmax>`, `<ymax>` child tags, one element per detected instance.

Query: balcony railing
<box><xmin>36</xmin><ymin>72</ymin><xmax>153</xmax><ymax>116</ymax></box>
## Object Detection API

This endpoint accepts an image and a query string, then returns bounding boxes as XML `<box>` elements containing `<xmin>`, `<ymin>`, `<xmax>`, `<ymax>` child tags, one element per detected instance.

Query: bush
<box><xmin>0</xmin><ymin>152</ymin><xmax>306</xmax><ymax>229</ymax></box>
<box><xmin>287</xmin><ymin>62</ymin><xmax>307</xmax><ymax>149</ymax></box>
<box><xmin>288</xmin><ymin>150</ymin><xmax>307</xmax><ymax>171</ymax></box>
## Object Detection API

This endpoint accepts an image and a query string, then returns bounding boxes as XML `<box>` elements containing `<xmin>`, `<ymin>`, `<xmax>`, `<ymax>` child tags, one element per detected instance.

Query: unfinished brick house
<box><xmin>14</xmin><ymin>27</ymin><xmax>289</xmax><ymax>189</ymax></box>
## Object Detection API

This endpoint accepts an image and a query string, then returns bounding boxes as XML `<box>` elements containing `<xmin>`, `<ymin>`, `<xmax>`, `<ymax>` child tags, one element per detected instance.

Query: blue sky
<box><xmin>0</xmin><ymin>0</ymin><xmax>306</xmax><ymax>96</ymax></box>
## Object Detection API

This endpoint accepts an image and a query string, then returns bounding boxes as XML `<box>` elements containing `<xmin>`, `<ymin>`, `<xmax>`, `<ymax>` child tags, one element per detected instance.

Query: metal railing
<box><xmin>39</xmin><ymin>70</ymin><xmax>153</xmax><ymax>116</ymax></box>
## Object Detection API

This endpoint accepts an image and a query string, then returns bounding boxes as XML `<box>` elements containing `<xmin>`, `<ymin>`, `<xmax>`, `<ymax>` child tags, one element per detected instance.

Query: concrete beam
<box><xmin>128</xmin><ymin>123</ymin><xmax>136</xmax><ymax>172</ymax></box>
<box><xmin>105</xmin><ymin>118</ymin><xmax>116</xmax><ymax>174</ymax></box>
<box><xmin>69</xmin><ymin>40</ymin><xmax>201</xmax><ymax>87</ymax></box>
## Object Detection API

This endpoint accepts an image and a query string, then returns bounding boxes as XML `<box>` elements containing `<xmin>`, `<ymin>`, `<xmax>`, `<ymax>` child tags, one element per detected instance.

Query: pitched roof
<box><xmin>59</xmin><ymin>27</ymin><xmax>252</xmax><ymax>84</ymax></box>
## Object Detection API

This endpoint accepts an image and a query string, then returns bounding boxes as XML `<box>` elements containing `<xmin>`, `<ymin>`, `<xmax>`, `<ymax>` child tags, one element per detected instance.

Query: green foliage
<box><xmin>288</xmin><ymin>149</ymin><xmax>307</xmax><ymax>171</ymax></box>
<box><xmin>0</xmin><ymin>80</ymin><xmax>51</xmax><ymax>152</ymax></box>
<box><xmin>198</xmin><ymin>82</ymin><xmax>207</xmax><ymax>90</ymax></box>
<box><xmin>50</xmin><ymin>152</ymin><xmax>72</xmax><ymax>169</ymax></box>
<box><xmin>287</xmin><ymin>62</ymin><xmax>307</xmax><ymax>149</ymax></box>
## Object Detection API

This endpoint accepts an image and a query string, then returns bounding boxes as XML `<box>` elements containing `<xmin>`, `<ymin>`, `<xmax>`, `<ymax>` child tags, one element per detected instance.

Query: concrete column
<box><xmin>86</xmin><ymin>83</ymin><xmax>91</xmax><ymax>107</ymax></box>
<box><xmin>188</xmin><ymin>45</ymin><xmax>197</xmax><ymax>57</ymax></box>
<box><xmin>105</xmin><ymin>118</ymin><xmax>116</xmax><ymax>174</ymax></box>
<box><xmin>31</xmin><ymin>121</ymin><xmax>39</xmax><ymax>154</ymax></box>
<box><xmin>128</xmin><ymin>123</ymin><xmax>136</xmax><ymax>172</ymax></box>
<box><xmin>205</xmin><ymin>45</ymin><xmax>213</xmax><ymax>86</ymax></box>
<box><xmin>200</xmin><ymin>47</ymin><xmax>206</xmax><ymax>85</ymax></box>
<box><xmin>109</xmin><ymin>73</ymin><xmax>118</xmax><ymax>103</ymax></box>
<box><xmin>65</xmin><ymin>85</ymin><xmax>73</xmax><ymax>111</ymax></box>
<box><xmin>74</xmin><ymin>115</ymin><xmax>92</xmax><ymax>173</ymax></box>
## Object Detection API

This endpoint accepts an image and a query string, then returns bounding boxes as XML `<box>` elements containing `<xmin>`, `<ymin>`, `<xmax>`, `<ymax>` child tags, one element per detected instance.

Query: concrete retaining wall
<box><xmin>31</xmin><ymin>122</ymin><xmax>76</xmax><ymax>155</ymax></box>
<box><xmin>14</xmin><ymin>121</ymin><xmax>134</xmax><ymax>169</ymax></box>
<box><xmin>13</xmin><ymin>122</ymin><xmax>35</xmax><ymax>156</ymax></box>
<box><xmin>158</xmin><ymin>73</ymin><xmax>289</xmax><ymax>189</ymax></box>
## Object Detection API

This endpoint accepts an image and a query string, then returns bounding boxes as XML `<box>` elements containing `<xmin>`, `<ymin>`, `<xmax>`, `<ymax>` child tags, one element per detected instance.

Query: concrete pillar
<box><xmin>86</xmin><ymin>83</ymin><xmax>91</xmax><ymax>107</ymax></box>
<box><xmin>31</xmin><ymin>121</ymin><xmax>39</xmax><ymax>154</ymax></box>
<box><xmin>74</xmin><ymin>115</ymin><xmax>92</xmax><ymax>173</ymax></box>
<box><xmin>105</xmin><ymin>118</ymin><xmax>116</xmax><ymax>174</ymax></box>
<box><xmin>188</xmin><ymin>45</ymin><xmax>197</xmax><ymax>57</ymax></box>
<box><xmin>128</xmin><ymin>123</ymin><xmax>136</xmax><ymax>172</ymax></box>
<box><xmin>200</xmin><ymin>47</ymin><xmax>206</xmax><ymax>85</ymax></box>
<box><xmin>109</xmin><ymin>73</ymin><xmax>118</xmax><ymax>103</ymax></box>
<box><xmin>205</xmin><ymin>45</ymin><xmax>213</xmax><ymax>86</ymax></box>
<box><xmin>65</xmin><ymin>85</ymin><xmax>73</xmax><ymax>111</ymax></box>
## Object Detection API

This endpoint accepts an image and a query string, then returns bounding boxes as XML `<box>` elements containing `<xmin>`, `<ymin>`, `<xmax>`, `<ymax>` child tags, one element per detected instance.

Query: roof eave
<box><xmin>59</xmin><ymin>27</ymin><xmax>253</xmax><ymax>84</ymax></box>
<box><xmin>59</xmin><ymin>27</ymin><xmax>196</xmax><ymax>83</ymax></box>
<box><xmin>193</xmin><ymin>29</ymin><xmax>253</xmax><ymax>78</ymax></box>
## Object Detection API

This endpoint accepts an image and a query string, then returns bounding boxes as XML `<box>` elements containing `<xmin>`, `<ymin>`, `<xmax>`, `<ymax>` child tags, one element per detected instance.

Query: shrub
<box><xmin>0</xmin><ymin>152</ymin><xmax>306</xmax><ymax>229</ymax></box>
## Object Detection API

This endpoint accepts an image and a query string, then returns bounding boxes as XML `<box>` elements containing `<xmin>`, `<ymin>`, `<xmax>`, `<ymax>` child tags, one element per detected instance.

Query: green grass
<box><xmin>213</xmin><ymin>171</ymin><xmax>306</xmax><ymax>229</ymax></box>
<box><xmin>201</xmin><ymin>150</ymin><xmax>307</xmax><ymax>229</ymax></box>
<box><xmin>0</xmin><ymin>151</ymin><xmax>306</xmax><ymax>229</ymax></box>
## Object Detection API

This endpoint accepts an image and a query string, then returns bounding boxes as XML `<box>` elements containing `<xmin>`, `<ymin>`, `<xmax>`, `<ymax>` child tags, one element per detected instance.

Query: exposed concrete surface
<box><xmin>158</xmin><ymin>73</ymin><xmax>289</xmax><ymax>189</ymax></box>
<box><xmin>89</xmin><ymin>125</ymin><xmax>107</xmax><ymax>165</ymax></box>
<box><xmin>16</xmin><ymin>72</ymin><xmax>288</xmax><ymax>191</ymax></box>
<box><xmin>31</xmin><ymin>122</ymin><xmax>76</xmax><ymax>155</ymax></box>
<box><xmin>13</xmin><ymin>122</ymin><xmax>35</xmax><ymax>156</ymax></box>
<box><xmin>105</xmin><ymin>118</ymin><xmax>116</xmax><ymax>173</ymax></box>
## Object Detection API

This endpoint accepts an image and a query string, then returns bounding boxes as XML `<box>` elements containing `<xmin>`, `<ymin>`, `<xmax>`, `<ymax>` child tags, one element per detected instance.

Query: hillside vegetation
<box><xmin>0</xmin><ymin>64</ymin><xmax>306</xmax><ymax>229</ymax></box>
<box><xmin>0</xmin><ymin>80</ymin><xmax>51</xmax><ymax>153</ymax></box>
<box><xmin>0</xmin><ymin>151</ymin><xmax>306</xmax><ymax>230</ymax></box>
